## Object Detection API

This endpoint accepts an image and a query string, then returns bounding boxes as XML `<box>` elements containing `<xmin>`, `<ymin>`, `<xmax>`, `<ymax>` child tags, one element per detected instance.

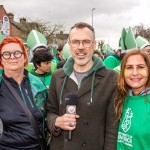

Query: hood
<box><xmin>63</xmin><ymin>55</ymin><xmax>104</xmax><ymax>76</ymax></box>
<box><xmin>30</xmin><ymin>69</ymin><xmax>51</xmax><ymax>77</ymax></box>
<box><xmin>59</xmin><ymin>56</ymin><xmax>104</xmax><ymax>104</ymax></box>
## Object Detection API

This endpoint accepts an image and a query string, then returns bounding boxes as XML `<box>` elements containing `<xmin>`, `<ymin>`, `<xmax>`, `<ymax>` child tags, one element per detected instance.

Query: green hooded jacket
<box><xmin>30</xmin><ymin>69</ymin><xmax>52</xmax><ymax>87</ymax></box>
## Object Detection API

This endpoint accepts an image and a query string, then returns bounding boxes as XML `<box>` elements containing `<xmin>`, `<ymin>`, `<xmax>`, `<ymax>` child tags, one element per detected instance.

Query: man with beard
<box><xmin>46</xmin><ymin>22</ymin><xmax>118</xmax><ymax>150</ymax></box>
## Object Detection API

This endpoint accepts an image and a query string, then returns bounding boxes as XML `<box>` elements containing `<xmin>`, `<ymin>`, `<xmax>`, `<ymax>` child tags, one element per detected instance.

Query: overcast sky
<box><xmin>1</xmin><ymin>0</ymin><xmax>150</xmax><ymax>48</ymax></box>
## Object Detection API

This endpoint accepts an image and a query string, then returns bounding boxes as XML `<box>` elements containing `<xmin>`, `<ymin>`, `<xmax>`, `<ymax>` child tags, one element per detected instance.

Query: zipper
<box><xmin>25</xmin><ymin>89</ymin><xmax>34</xmax><ymax>108</ymax></box>
<box><xmin>19</xmin><ymin>85</ymin><xmax>27</xmax><ymax>106</ymax></box>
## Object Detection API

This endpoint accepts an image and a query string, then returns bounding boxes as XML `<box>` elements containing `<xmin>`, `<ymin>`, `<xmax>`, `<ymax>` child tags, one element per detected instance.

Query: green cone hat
<box><xmin>102</xmin><ymin>44</ymin><xmax>113</xmax><ymax>55</ymax></box>
<box><xmin>27</xmin><ymin>30</ymin><xmax>47</xmax><ymax>52</ymax></box>
<box><xmin>50</xmin><ymin>47</ymin><xmax>58</xmax><ymax>57</ymax></box>
<box><xmin>136</xmin><ymin>36</ymin><xmax>150</xmax><ymax>48</ymax></box>
<box><xmin>0</xmin><ymin>32</ymin><xmax>4</xmax><ymax>44</ymax></box>
<box><xmin>120</xmin><ymin>27</ymin><xmax>127</xmax><ymax>50</ymax></box>
<box><xmin>62</xmin><ymin>43</ymin><xmax>71</xmax><ymax>60</ymax></box>
<box><xmin>125</xmin><ymin>26</ymin><xmax>137</xmax><ymax>50</ymax></box>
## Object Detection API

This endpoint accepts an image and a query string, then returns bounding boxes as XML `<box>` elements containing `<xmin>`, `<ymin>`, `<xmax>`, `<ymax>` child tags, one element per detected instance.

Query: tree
<box><xmin>20</xmin><ymin>18</ymin><xmax>66</xmax><ymax>44</ymax></box>
<box><xmin>133</xmin><ymin>23</ymin><xmax>150</xmax><ymax>41</ymax></box>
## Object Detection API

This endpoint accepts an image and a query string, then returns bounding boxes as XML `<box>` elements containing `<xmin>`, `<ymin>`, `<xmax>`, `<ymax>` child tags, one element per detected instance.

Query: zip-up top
<box><xmin>59</xmin><ymin>55</ymin><xmax>105</xmax><ymax>104</ymax></box>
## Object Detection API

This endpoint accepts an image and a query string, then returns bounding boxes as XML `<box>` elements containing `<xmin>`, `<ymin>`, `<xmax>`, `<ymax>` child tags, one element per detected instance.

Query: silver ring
<box><xmin>69</xmin><ymin>122</ymin><xmax>73</xmax><ymax>127</ymax></box>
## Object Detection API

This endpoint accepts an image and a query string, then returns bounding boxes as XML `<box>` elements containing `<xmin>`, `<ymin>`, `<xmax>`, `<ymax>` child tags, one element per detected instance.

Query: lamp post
<box><xmin>92</xmin><ymin>8</ymin><xmax>95</xmax><ymax>27</ymax></box>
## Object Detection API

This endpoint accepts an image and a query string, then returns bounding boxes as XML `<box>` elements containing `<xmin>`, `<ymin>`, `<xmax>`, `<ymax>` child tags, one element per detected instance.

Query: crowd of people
<box><xmin>0</xmin><ymin>22</ymin><xmax>150</xmax><ymax>150</ymax></box>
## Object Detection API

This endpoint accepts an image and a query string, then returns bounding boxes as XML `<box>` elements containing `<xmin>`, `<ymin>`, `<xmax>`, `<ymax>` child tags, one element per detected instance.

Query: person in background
<box><xmin>142</xmin><ymin>45</ymin><xmax>150</xmax><ymax>58</ymax></box>
<box><xmin>56</xmin><ymin>44</ymin><xmax>64</xmax><ymax>61</ymax></box>
<box><xmin>31</xmin><ymin>49</ymin><xmax>53</xmax><ymax>89</ymax></box>
<box><xmin>103</xmin><ymin>48</ymin><xmax>122</xmax><ymax>69</ymax></box>
<box><xmin>26</xmin><ymin>30</ymin><xmax>57</xmax><ymax>73</ymax></box>
<box><xmin>101</xmin><ymin>43</ymin><xmax>114</xmax><ymax>60</ymax></box>
<box><xmin>136</xmin><ymin>35</ymin><xmax>150</xmax><ymax>59</ymax></box>
<box><xmin>56</xmin><ymin>43</ymin><xmax>72</xmax><ymax>69</ymax></box>
<box><xmin>93</xmin><ymin>49</ymin><xmax>104</xmax><ymax>60</ymax></box>
<box><xmin>46</xmin><ymin>22</ymin><xmax>118</xmax><ymax>150</ymax></box>
<box><xmin>115</xmin><ymin>49</ymin><xmax>150</xmax><ymax>149</ymax></box>
<box><xmin>0</xmin><ymin>36</ymin><xmax>48</xmax><ymax>149</ymax></box>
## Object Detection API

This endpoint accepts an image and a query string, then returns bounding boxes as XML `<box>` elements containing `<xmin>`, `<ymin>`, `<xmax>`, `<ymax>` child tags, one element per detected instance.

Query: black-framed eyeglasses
<box><xmin>70</xmin><ymin>40</ymin><xmax>94</xmax><ymax>48</ymax></box>
<box><xmin>1</xmin><ymin>50</ymin><xmax>23</xmax><ymax>60</ymax></box>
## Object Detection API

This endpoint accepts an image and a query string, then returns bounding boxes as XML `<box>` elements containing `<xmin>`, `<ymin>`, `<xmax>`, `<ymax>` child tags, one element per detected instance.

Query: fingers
<box><xmin>69</xmin><ymin>122</ymin><xmax>74</xmax><ymax>127</ymax></box>
<box><xmin>55</xmin><ymin>114</ymin><xmax>79</xmax><ymax>130</ymax></box>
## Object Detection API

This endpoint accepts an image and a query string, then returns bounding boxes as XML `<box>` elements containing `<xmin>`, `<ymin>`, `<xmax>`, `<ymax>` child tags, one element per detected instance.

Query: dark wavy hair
<box><xmin>32</xmin><ymin>49</ymin><xmax>53</xmax><ymax>69</ymax></box>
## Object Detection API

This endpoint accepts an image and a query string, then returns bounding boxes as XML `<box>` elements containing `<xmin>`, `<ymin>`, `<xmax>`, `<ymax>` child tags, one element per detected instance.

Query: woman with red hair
<box><xmin>0</xmin><ymin>36</ymin><xmax>47</xmax><ymax>149</ymax></box>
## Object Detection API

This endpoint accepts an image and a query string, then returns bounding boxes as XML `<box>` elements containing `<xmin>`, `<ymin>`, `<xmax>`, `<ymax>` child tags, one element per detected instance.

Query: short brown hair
<box><xmin>70</xmin><ymin>22</ymin><xmax>95</xmax><ymax>39</ymax></box>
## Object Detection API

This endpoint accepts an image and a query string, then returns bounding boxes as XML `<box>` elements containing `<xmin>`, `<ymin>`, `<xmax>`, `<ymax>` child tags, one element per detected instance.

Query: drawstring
<box><xmin>59</xmin><ymin>75</ymin><xmax>67</xmax><ymax>105</ymax></box>
<box><xmin>90</xmin><ymin>71</ymin><xmax>96</xmax><ymax>103</ymax></box>
<box><xmin>59</xmin><ymin>71</ymin><xmax>96</xmax><ymax>104</ymax></box>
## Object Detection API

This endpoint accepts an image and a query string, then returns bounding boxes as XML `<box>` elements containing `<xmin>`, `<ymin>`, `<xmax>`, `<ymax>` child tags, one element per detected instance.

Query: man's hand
<box><xmin>55</xmin><ymin>114</ymin><xmax>80</xmax><ymax>130</ymax></box>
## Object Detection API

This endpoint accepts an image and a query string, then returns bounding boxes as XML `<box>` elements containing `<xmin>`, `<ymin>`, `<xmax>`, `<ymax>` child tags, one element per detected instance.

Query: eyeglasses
<box><xmin>69</xmin><ymin>40</ymin><xmax>94</xmax><ymax>48</ymax></box>
<box><xmin>1</xmin><ymin>50</ymin><xmax>23</xmax><ymax>60</ymax></box>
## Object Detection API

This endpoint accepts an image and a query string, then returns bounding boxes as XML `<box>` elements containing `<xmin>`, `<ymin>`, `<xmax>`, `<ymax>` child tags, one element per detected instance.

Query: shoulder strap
<box><xmin>2</xmin><ymin>77</ymin><xmax>46</xmax><ymax>150</ymax></box>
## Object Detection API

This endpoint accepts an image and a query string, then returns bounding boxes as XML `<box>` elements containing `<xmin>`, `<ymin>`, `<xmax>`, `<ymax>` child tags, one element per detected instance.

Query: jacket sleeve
<box><xmin>104</xmin><ymin>73</ymin><xmax>118</xmax><ymax>150</ymax></box>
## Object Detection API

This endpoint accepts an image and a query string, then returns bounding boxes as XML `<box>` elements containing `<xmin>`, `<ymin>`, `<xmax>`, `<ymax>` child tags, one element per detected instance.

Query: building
<box><xmin>0</xmin><ymin>5</ymin><xmax>28</xmax><ymax>41</ymax></box>
<box><xmin>0</xmin><ymin>5</ymin><xmax>69</xmax><ymax>44</ymax></box>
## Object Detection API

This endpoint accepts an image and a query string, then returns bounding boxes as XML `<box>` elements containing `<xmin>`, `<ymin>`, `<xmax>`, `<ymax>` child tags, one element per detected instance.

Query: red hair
<box><xmin>0</xmin><ymin>36</ymin><xmax>28</xmax><ymax>67</ymax></box>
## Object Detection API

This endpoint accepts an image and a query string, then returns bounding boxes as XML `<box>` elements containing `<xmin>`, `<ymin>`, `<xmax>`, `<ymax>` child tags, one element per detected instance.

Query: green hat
<box><xmin>136</xmin><ymin>36</ymin><xmax>150</xmax><ymax>48</ymax></box>
<box><xmin>102</xmin><ymin>44</ymin><xmax>113</xmax><ymax>55</ymax></box>
<box><xmin>27</xmin><ymin>30</ymin><xmax>47</xmax><ymax>52</ymax></box>
<box><xmin>50</xmin><ymin>47</ymin><xmax>58</xmax><ymax>57</ymax></box>
<box><xmin>62</xmin><ymin>43</ymin><xmax>71</xmax><ymax>60</ymax></box>
<box><xmin>0</xmin><ymin>32</ymin><xmax>5</xmax><ymax>44</ymax></box>
<box><xmin>120</xmin><ymin>27</ymin><xmax>127</xmax><ymax>50</ymax></box>
<box><xmin>125</xmin><ymin>26</ymin><xmax>137</xmax><ymax>50</ymax></box>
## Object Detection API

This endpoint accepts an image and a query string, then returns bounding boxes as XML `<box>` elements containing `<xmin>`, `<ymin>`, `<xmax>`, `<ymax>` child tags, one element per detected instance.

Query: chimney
<box><xmin>20</xmin><ymin>17</ymin><xmax>26</xmax><ymax>24</ymax></box>
<box><xmin>7</xmin><ymin>13</ymin><xmax>14</xmax><ymax>23</ymax></box>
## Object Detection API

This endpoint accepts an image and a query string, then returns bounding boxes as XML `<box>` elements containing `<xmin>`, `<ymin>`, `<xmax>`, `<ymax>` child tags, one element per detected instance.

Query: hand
<box><xmin>55</xmin><ymin>114</ymin><xmax>80</xmax><ymax>130</ymax></box>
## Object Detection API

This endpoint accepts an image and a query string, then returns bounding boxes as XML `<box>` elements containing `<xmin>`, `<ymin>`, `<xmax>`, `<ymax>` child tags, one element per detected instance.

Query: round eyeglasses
<box><xmin>1</xmin><ymin>50</ymin><xmax>23</xmax><ymax>60</ymax></box>
<box><xmin>70</xmin><ymin>40</ymin><xmax>94</xmax><ymax>48</ymax></box>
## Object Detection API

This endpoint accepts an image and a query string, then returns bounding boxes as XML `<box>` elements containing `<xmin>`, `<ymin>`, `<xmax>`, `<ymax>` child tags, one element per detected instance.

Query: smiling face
<box><xmin>68</xmin><ymin>27</ymin><xmax>96</xmax><ymax>72</ymax></box>
<box><xmin>124</xmin><ymin>54</ymin><xmax>148</xmax><ymax>95</ymax></box>
<box><xmin>1</xmin><ymin>43</ymin><xmax>26</xmax><ymax>75</ymax></box>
